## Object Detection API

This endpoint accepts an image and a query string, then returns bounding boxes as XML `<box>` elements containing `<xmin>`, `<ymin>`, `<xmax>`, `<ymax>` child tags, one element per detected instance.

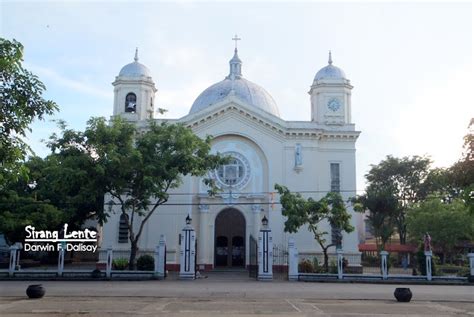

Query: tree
<box><xmin>365</xmin><ymin>155</ymin><xmax>432</xmax><ymax>244</ymax></box>
<box><xmin>0</xmin><ymin>38</ymin><xmax>58</xmax><ymax>186</ymax></box>
<box><xmin>407</xmin><ymin>198</ymin><xmax>473</xmax><ymax>264</ymax></box>
<box><xmin>0</xmin><ymin>189</ymin><xmax>63</xmax><ymax>244</ymax></box>
<box><xmin>48</xmin><ymin>117</ymin><xmax>227</xmax><ymax>269</ymax></box>
<box><xmin>0</xmin><ymin>150</ymin><xmax>105</xmax><ymax>244</ymax></box>
<box><xmin>275</xmin><ymin>184</ymin><xmax>354</xmax><ymax>272</ymax></box>
<box><xmin>449</xmin><ymin>119</ymin><xmax>474</xmax><ymax>214</ymax></box>
<box><xmin>352</xmin><ymin>184</ymin><xmax>400</xmax><ymax>251</ymax></box>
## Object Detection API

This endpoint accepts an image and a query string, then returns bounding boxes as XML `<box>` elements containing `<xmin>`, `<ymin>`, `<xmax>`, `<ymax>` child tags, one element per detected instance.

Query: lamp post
<box><xmin>258</xmin><ymin>215</ymin><xmax>272</xmax><ymax>280</ymax></box>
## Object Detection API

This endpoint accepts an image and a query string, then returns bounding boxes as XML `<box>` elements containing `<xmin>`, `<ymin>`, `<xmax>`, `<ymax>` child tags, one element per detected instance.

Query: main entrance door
<box><xmin>214</xmin><ymin>208</ymin><xmax>246</xmax><ymax>267</ymax></box>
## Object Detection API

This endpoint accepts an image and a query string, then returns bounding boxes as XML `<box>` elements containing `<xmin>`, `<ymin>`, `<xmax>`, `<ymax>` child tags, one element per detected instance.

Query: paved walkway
<box><xmin>0</xmin><ymin>276</ymin><xmax>473</xmax><ymax>316</ymax></box>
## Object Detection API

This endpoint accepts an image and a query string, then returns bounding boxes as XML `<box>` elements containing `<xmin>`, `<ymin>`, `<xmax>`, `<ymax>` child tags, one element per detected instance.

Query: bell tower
<box><xmin>309</xmin><ymin>52</ymin><xmax>353</xmax><ymax>125</ymax></box>
<box><xmin>112</xmin><ymin>48</ymin><xmax>157</xmax><ymax>121</ymax></box>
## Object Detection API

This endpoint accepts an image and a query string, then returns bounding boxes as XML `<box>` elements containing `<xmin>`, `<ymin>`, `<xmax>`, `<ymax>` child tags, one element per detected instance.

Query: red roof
<box><xmin>359</xmin><ymin>243</ymin><xmax>417</xmax><ymax>253</ymax></box>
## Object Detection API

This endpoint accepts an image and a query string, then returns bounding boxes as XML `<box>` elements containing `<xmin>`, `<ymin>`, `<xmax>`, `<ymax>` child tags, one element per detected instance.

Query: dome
<box><xmin>314</xmin><ymin>51</ymin><xmax>346</xmax><ymax>81</ymax></box>
<box><xmin>189</xmin><ymin>49</ymin><xmax>280</xmax><ymax>117</ymax></box>
<box><xmin>118</xmin><ymin>49</ymin><xmax>152</xmax><ymax>78</ymax></box>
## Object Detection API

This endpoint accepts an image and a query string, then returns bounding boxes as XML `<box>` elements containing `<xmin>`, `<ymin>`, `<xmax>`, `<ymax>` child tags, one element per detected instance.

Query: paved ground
<box><xmin>0</xmin><ymin>273</ymin><xmax>473</xmax><ymax>316</ymax></box>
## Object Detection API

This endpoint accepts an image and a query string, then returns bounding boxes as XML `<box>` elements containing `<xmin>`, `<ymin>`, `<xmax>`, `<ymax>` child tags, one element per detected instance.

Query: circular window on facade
<box><xmin>212</xmin><ymin>152</ymin><xmax>251</xmax><ymax>190</ymax></box>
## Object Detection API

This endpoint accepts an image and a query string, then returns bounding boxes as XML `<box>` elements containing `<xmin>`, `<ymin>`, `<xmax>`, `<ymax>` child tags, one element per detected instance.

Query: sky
<box><xmin>1</xmin><ymin>0</ymin><xmax>472</xmax><ymax>191</ymax></box>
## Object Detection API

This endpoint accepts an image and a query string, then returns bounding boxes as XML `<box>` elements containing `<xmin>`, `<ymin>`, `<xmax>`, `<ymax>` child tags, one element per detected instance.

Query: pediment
<box><xmin>146</xmin><ymin>96</ymin><xmax>360</xmax><ymax>141</ymax></box>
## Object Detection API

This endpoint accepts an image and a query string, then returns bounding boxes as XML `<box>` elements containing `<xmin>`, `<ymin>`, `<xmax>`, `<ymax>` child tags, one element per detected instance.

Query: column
<box><xmin>380</xmin><ymin>251</ymin><xmax>388</xmax><ymax>280</ymax></box>
<box><xmin>425</xmin><ymin>251</ymin><xmax>433</xmax><ymax>281</ymax></box>
<box><xmin>198</xmin><ymin>204</ymin><xmax>209</xmax><ymax>270</ymax></box>
<box><xmin>8</xmin><ymin>246</ymin><xmax>18</xmax><ymax>277</ymax></box>
<box><xmin>258</xmin><ymin>216</ymin><xmax>273</xmax><ymax>281</ymax></box>
<box><xmin>337</xmin><ymin>249</ymin><xmax>344</xmax><ymax>280</ymax></box>
<box><xmin>467</xmin><ymin>253</ymin><xmax>474</xmax><ymax>283</ymax></box>
<box><xmin>179</xmin><ymin>215</ymin><xmax>196</xmax><ymax>280</ymax></box>
<box><xmin>106</xmin><ymin>246</ymin><xmax>113</xmax><ymax>279</ymax></box>
<box><xmin>155</xmin><ymin>234</ymin><xmax>166</xmax><ymax>279</ymax></box>
<box><xmin>57</xmin><ymin>247</ymin><xmax>65</xmax><ymax>277</ymax></box>
<box><xmin>288</xmin><ymin>237</ymin><xmax>299</xmax><ymax>281</ymax></box>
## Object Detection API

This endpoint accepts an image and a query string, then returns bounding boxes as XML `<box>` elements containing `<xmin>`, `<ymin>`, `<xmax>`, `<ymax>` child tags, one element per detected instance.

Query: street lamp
<box><xmin>261</xmin><ymin>215</ymin><xmax>268</xmax><ymax>227</ymax></box>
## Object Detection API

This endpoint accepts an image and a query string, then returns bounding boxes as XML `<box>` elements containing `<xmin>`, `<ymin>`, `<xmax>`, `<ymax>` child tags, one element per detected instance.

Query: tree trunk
<box><xmin>323</xmin><ymin>247</ymin><xmax>329</xmax><ymax>272</ymax></box>
<box><xmin>129</xmin><ymin>241</ymin><xmax>138</xmax><ymax>270</ymax></box>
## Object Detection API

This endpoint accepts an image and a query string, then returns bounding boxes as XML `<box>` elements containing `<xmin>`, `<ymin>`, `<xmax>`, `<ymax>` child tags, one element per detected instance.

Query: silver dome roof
<box><xmin>118</xmin><ymin>49</ymin><xmax>152</xmax><ymax>78</ymax></box>
<box><xmin>314</xmin><ymin>51</ymin><xmax>346</xmax><ymax>81</ymax></box>
<box><xmin>189</xmin><ymin>49</ymin><xmax>280</xmax><ymax>117</ymax></box>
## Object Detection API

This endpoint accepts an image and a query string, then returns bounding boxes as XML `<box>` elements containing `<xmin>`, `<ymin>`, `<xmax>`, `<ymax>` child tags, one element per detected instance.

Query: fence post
<box><xmin>57</xmin><ymin>247</ymin><xmax>65</xmax><ymax>277</ymax></box>
<box><xmin>258</xmin><ymin>216</ymin><xmax>273</xmax><ymax>281</ymax></box>
<box><xmin>380</xmin><ymin>251</ymin><xmax>388</xmax><ymax>280</ymax></box>
<box><xmin>468</xmin><ymin>253</ymin><xmax>474</xmax><ymax>282</ymax></box>
<box><xmin>155</xmin><ymin>234</ymin><xmax>166</xmax><ymax>279</ymax></box>
<box><xmin>106</xmin><ymin>246</ymin><xmax>113</xmax><ymax>279</ymax></box>
<box><xmin>179</xmin><ymin>215</ymin><xmax>196</xmax><ymax>280</ymax></box>
<box><xmin>8</xmin><ymin>246</ymin><xmax>18</xmax><ymax>277</ymax></box>
<box><xmin>288</xmin><ymin>237</ymin><xmax>298</xmax><ymax>281</ymax></box>
<box><xmin>337</xmin><ymin>249</ymin><xmax>344</xmax><ymax>280</ymax></box>
<box><xmin>425</xmin><ymin>251</ymin><xmax>433</xmax><ymax>281</ymax></box>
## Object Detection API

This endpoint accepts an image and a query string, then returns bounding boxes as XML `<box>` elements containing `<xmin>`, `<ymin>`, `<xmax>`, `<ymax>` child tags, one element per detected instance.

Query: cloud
<box><xmin>27</xmin><ymin>64</ymin><xmax>112</xmax><ymax>100</ymax></box>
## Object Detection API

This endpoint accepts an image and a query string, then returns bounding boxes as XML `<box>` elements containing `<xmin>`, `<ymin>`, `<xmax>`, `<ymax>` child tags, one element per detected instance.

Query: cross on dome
<box><xmin>134</xmin><ymin>47</ymin><xmax>139</xmax><ymax>62</ymax></box>
<box><xmin>328</xmin><ymin>50</ymin><xmax>333</xmax><ymax>65</ymax></box>
<box><xmin>232</xmin><ymin>34</ymin><xmax>241</xmax><ymax>50</ymax></box>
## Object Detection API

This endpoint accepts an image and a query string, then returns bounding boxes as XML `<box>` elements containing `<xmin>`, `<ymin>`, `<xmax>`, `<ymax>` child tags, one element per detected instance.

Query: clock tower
<box><xmin>309</xmin><ymin>52</ymin><xmax>353</xmax><ymax>125</ymax></box>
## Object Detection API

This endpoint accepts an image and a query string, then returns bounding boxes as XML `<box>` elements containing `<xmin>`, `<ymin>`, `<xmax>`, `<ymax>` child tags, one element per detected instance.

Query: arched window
<box><xmin>118</xmin><ymin>213</ymin><xmax>129</xmax><ymax>243</ymax></box>
<box><xmin>125</xmin><ymin>93</ymin><xmax>137</xmax><ymax>113</ymax></box>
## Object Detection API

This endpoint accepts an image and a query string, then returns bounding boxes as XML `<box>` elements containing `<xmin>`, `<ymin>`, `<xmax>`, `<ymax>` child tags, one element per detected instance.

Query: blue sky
<box><xmin>1</xmin><ymin>1</ymin><xmax>472</xmax><ymax>191</ymax></box>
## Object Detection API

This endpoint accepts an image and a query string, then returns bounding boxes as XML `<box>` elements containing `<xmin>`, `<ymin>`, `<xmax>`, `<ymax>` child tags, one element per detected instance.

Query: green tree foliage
<box><xmin>448</xmin><ymin>119</ymin><xmax>474</xmax><ymax>214</ymax></box>
<box><xmin>420</xmin><ymin>120</ymin><xmax>474</xmax><ymax>214</ymax></box>
<box><xmin>407</xmin><ymin>198</ymin><xmax>473</xmax><ymax>264</ymax></box>
<box><xmin>47</xmin><ymin>116</ymin><xmax>227</xmax><ymax>269</ymax></box>
<box><xmin>364</xmin><ymin>155</ymin><xmax>432</xmax><ymax>244</ymax></box>
<box><xmin>0</xmin><ymin>38</ymin><xmax>58</xmax><ymax>186</ymax></box>
<box><xmin>275</xmin><ymin>184</ymin><xmax>354</xmax><ymax>272</ymax></box>
<box><xmin>0</xmin><ymin>190</ymin><xmax>63</xmax><ymax>244</ymax></box>
<box><xmin>352</xmin><ymin>184</ymin><xmax>400</xmax><ymax>251</ymax></box>
<box><xmin>0</xmin><ymin>148</ymin><xmax>104</xmax><ymax>244</ymax></box>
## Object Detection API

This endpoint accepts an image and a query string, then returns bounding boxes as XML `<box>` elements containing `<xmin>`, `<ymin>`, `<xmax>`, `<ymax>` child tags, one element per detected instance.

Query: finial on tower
<box><xmin>232</xmin><ymin>34</ymin><xmax>241</xmax><ymax>51</ymax></box>
<box><xmin>328</xmin><ymin>50</ymin><xmax>333</xmax><ymax>65</ymax></box>
<box><xmin>134</xmin><ymin>47</ymin><xmax>139</xmax><ymax>62</ymax></box>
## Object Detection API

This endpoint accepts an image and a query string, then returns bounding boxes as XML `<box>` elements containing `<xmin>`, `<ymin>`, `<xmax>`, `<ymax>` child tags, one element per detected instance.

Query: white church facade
<box><xmin>100</xmin><ymin>44</ymin><xmax>362</xmax><ymax>270</ymax></box>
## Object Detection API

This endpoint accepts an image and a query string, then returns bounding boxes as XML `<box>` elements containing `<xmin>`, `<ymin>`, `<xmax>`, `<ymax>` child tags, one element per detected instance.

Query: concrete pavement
<box><xmin>0</xmin><ymin>276</ymin><xmax>472</xmax><ymax>316</ymax></box>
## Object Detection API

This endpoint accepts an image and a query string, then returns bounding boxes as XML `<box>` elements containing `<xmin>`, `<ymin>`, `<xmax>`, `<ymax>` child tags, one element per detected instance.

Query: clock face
<box><xmin>327</xmin><ymin>98</ymin><xmax>341</xmax><ymax>112</ymax></box>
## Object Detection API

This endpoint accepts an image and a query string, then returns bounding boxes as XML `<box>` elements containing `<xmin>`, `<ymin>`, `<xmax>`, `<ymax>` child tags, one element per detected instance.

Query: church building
<box><xmin>100</xmin><ymin>41</ymin><xmax>362</xmax><ymax>270</ymax></box>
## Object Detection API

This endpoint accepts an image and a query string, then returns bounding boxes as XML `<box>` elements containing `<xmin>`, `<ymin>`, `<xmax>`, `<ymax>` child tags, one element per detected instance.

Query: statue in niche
<box><xmin>295</xmin><ymin>144</ymin><xmax>303</xmax><ymax>167</ymax></box>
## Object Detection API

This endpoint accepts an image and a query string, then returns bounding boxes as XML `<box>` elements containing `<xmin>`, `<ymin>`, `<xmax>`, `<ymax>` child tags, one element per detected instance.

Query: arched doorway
<box><xmin>214</xmin><ymin>208</ymin><xmax>246</xmax><ymax>267</ymax></box>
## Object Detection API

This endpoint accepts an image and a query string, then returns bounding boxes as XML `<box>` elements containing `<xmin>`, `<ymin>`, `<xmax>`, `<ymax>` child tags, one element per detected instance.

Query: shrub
<box><xmin>415</xmin><ymin>245</ymin><xmax>437</xmax><ymax>276</ymax></box>
<box><xmin>91</xmin><ymin>269</ymin><xmax>102</xmax><ymax>278</ymax></box>
<box><xmin>456</xmin><ymin>266</ymin><xmax>470</xmax><ymax>277</ymax></box>
<box><xmin>298</xmin><ymin>259</ymin><xmax>314</xmax><ymax>273</ymax></box>
<box><xmin>329</xmin><ymin>260</ymin><xmax>338</xmax><ymax>274</ymax></box>
<box><xmin>361</xmin><ymin>254</ymin><xmax>379</xmax><ymax>266</ymax></box>
<box><xmin>312</xmin><ymin>257</ymin><xmax>325</xmax><ymax>273</ymax></box>
<box><xmin>137</xmin><ymin>254</ymin><xmax>154</xmax><ymax>271</ymax></box>
<box><xmin>342</xmin><ymin>257</ymin><xmax>349</xmax><ymax>269</ymax></box>
<box><xmin>112</xmin><ymin>258</ymin><xmax>129</xmax><ymax>270</ymax></box>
